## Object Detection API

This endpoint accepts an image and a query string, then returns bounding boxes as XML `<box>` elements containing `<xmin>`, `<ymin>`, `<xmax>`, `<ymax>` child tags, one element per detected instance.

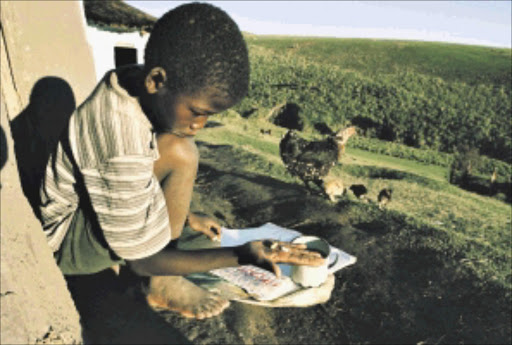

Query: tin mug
<box><xmin>291</xmin><ymin>235</ymin><xmax>338</xmax><ymax>287</ymax></box>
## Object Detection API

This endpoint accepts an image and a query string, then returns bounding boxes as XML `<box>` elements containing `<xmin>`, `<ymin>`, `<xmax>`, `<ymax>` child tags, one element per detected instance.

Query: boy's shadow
<box><xmin>66</xmin><ymin>269</ymin><xmax>191</xmax><ymax>344</ymax></box>
<box><xmin>1</xmin><ymin>126</ymin><xmax>7</xmax><ymax>171</ymax></box>
<box><xmin>10</xmin><ymin>77</ymin><xmax>76</xmax><ymax>218</ymax></box>
<box><xmin>10</xmin><ymin>77</ymin><xmax>190</xmax><ymax>344</ymax></box>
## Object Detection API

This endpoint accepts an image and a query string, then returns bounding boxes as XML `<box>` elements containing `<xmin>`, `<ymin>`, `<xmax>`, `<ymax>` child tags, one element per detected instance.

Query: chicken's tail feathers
<box><xmin>334</xmin><ymin>126</ymin><xmax>357</xmax><ymax>145</ymax></box>
<box><xmin>334</xmin><ymin>126</ymin><xmax>357</xmax><ymax>160</ymax></box>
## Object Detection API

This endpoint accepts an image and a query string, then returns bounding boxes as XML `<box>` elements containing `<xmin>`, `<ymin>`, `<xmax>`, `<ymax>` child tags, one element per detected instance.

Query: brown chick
<box><xmin>322</xmin><ymin>177</ymin><xmax>346</xmax><ymax>202</ymax></box>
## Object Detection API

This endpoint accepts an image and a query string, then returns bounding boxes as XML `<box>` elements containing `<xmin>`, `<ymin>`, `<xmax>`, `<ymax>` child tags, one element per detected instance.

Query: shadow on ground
<box><xmin>65</xmin><ymin>270</ymin><xmax>192</xmax><ymax>344</ymax></box>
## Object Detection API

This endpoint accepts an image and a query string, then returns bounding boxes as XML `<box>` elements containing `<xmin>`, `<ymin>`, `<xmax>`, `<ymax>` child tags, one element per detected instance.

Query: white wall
<box><xmin>85</xmin><ymin>26</ymin><xmax>149</xmax><ymax>81</ymax></box>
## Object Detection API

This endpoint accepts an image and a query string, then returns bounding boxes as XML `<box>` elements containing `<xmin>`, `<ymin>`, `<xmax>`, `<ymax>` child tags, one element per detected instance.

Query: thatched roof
<box><xmin>83</xmin><ymin>0</ymin><xmax>156</xmax><ymax>32</ymax></box>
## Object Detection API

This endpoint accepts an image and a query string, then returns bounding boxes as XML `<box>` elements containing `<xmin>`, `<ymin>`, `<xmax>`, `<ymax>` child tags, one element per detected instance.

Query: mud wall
<box><xmin>1</xmin><ymin>1</ymin><xmax>96</xmax><ymax>343</ymax></box>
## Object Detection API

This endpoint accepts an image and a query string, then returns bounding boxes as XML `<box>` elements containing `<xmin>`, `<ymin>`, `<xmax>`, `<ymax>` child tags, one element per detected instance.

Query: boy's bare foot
<box><xmin>145</xmin><ymin>276</ymin><xmax>230</xmax><ymax>319</ymax></box>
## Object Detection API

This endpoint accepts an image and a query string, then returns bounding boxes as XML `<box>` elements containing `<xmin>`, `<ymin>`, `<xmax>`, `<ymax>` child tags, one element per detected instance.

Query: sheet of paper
<box><xmin>220</xmin><ymin>222</ymin><xmax>301</xmax><ymax>246</ymax></box>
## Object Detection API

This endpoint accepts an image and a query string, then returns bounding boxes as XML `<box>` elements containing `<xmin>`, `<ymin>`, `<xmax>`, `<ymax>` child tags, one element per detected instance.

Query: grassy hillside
<box><xmin>245</xmin><ymin>36</ymin><xmax>512</xmax><ymax>89</ymax></box>
<box><xmin>236</xmin><ymin>37</ymin><xmax>511</xmax><ymax>164</ymax></box>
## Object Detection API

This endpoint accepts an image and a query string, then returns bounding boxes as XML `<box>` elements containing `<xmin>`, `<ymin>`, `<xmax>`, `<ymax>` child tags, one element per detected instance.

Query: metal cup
<box><xmin>291</xmin><ymin>236</ymin><xmax>332</xmax><ymax>287</ymax></box>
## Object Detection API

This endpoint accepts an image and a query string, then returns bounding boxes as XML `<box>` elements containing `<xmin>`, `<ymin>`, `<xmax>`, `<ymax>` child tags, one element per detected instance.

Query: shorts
<box><xmin>54</xmin><ymin>206</ymin><xmax>125</xmax><ymax>275</ymax></box>
<box><xmin>54</xmin><ymin>203</ymin><xmax>219</xmax><ymax>275</ymax></box>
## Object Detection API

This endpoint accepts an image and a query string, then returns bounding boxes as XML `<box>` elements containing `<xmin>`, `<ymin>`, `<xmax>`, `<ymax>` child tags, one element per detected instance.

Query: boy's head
<box><xmin>141</xmin><ymin>3</ymin><xmax>249</xmax><ymax>134</ymax></box>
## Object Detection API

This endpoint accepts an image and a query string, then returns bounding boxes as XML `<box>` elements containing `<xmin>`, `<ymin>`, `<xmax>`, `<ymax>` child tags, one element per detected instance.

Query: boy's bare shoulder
<box><xmin>154</xmin><ymin>134</ymin><xmax>199</xmax><ymax>179</ymax></box>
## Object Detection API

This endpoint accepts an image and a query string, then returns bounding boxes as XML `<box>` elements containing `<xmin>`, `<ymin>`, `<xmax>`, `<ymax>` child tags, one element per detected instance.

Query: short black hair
<box><xmin>144</xmin><ymin>2</ymin><xmax>249</xmax><ymax>104</ymax></box>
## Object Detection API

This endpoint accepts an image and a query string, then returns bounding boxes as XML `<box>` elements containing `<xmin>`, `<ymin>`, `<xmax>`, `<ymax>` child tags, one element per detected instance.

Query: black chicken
<box><xmin>279</xmin><ymin>127</ymin><xmax>356</xmax><ymax>192</ymax></box>
<box><xmin>349</xmin><ymin>184</ymin><xmax>368</xmax><ymax>199</ymax></box>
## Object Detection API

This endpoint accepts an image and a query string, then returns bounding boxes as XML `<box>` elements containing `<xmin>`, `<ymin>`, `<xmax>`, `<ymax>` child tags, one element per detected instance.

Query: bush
<box><xmin>237</xmin><ymin>44</ymin><xmax>512</xmax><ymax>166</ymax></box>
<box><xmin>449</xmin><ymin>146</ymin><xmax>481</xmax><ymax>185</ymax></box>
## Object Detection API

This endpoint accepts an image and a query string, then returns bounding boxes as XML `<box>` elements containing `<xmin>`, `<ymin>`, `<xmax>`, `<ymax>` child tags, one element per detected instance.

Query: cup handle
<box><xmin>327</xmin><ymin>252</ymin><xmax>339</xmax><ymax>273</ymax></box>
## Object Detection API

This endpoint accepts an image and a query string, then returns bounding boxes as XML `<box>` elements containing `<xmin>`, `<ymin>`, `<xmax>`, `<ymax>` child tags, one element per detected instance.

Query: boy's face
<box><xmin>147</xmin><ymin>87</ymin><xmax>232</xmax><ymax>137</ymax></box>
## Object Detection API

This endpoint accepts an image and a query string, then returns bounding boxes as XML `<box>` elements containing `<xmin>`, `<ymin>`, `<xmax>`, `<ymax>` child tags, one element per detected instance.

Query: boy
<box><xmin>39</xmin><ymin>3</ymin><xmax>323</xmax><ymax>319</ymax></box>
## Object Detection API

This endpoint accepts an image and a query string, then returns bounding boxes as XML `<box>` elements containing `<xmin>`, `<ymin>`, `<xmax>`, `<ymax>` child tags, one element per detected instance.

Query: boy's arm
<box><xmin>152</xmin><ymin>133</ymin><xmax>198</xmax><ymax>240</ymax></box>
<box><xmin>127</xmin><ymin>132</ymin><xmax>222</xmax><ymax>275</ymax></box>
<box><xmin>128</xmin><ymin>240</ymin><xmax>324</xmax><ymax>277</ymax></box>
<box><xmin>152</xmin><ymin>134</ymin><xmax>223</xmax><ymax>241</ymax></box>
<box><xmin>128</xmin><ymin>246</ymin><xmax>239</xmax><ymax>276</ymax></box>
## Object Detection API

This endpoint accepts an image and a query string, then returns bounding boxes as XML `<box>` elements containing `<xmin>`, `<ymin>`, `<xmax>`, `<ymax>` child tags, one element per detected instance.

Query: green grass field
<box><xmin>245</xmin><ymin>36</ymin><xmax>512</xmax><ymax>88</ymax></box>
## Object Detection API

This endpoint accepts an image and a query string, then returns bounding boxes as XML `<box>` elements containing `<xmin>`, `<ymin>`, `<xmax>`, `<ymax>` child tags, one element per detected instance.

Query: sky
<box><xmin>125</xmin><ymin>1</ymin><xmax>511</xmax><ymax>48</ymax></box>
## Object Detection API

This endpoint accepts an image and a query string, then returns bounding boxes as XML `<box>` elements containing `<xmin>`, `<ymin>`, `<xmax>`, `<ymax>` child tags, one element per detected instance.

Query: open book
<box><xmin>210</xmin><ymin>223</ymin><xmax>357</xmax><ymax>301</ymax></box>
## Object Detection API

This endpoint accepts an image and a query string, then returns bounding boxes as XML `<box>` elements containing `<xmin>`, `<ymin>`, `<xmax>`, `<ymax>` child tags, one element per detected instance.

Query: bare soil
<box><xmin>66</xmin><ymin>141</ymin><xmax>511</xmax><ymax>344</ymax></box>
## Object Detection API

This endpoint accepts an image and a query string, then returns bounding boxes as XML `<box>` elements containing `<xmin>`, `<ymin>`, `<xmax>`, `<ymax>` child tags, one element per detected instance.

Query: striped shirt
<box><xmin>39</xmin><ymin>67</ymin><xmax>171</xmax><ymax>260</ymax></box>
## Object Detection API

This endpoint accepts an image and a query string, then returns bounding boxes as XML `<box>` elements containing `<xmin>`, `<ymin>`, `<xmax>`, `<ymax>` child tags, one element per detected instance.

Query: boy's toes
<box><xmin>192</xmin><ymin>296</ymin><xmax>230</xmax><ymax>319</ymax></box>
<box><xmin>200</xmin><ymin>296</ymin><xmax>230</xmax><ymax>319</ymax></box>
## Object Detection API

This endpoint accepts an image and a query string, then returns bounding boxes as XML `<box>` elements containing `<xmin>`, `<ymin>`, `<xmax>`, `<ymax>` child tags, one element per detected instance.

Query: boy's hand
<box><xmin>187</xmin><ymin>212</ymin><xmax>222</xmax><ymax>242</ymax></box>
<box><xmin>236</xmin><ymin>240</ymin><xmax>325</xmax><ymax>278</ymax></box>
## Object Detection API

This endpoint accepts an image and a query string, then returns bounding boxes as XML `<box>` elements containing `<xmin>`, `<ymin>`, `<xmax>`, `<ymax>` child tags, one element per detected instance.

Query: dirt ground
<box><xmin>66</xmin><ymin>140</ymin><xmax>511</xmax><ymax>345</ymax></box>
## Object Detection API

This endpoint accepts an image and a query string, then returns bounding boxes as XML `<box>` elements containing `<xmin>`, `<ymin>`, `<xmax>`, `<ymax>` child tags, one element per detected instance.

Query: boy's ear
<box><xmin>145</xmin><ymin>67</ymin><xmax>167</xmax><ymax>94</ymax></box>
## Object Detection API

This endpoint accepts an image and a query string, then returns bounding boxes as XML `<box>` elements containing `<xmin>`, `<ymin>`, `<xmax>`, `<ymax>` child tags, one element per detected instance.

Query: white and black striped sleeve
<box><xmin>81</xmin><ymin>155</ymin><xmax>171</xmax><ymax>260</ymax></box>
